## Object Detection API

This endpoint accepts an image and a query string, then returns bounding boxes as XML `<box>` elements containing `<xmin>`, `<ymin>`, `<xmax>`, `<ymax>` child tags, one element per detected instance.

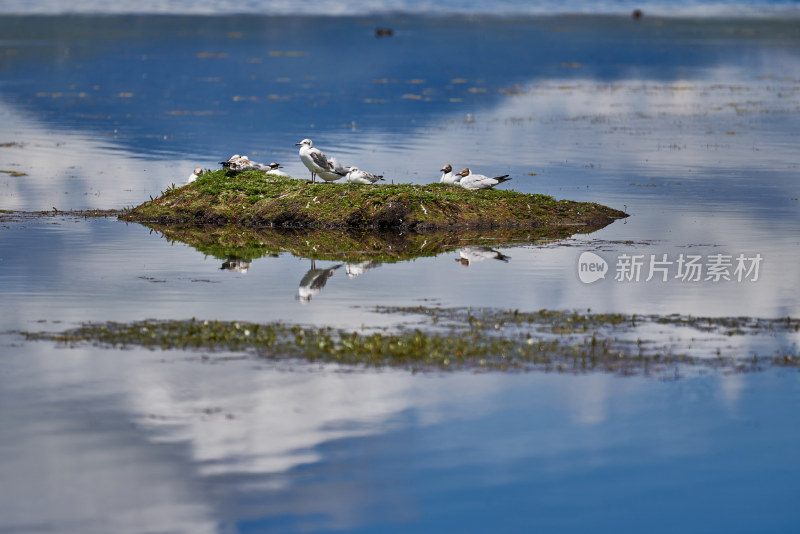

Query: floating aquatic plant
<box><xmin>19</xmin><ymin>308</ymin><xmax>800</xmax><ymax>377</ymax></box>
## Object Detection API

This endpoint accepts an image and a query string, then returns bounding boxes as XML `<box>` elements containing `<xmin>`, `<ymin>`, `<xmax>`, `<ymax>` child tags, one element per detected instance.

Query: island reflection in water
<box><xmin>143</xmin><ymin>222</ymin><xmax>615</xmax><ymax>301</ymax></box>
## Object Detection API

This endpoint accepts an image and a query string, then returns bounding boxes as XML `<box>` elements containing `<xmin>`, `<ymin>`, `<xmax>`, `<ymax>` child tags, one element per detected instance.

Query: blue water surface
<box><xmin>1</xmin><ymin>11</ymin><xmax>800</xmax><ymax>534</ymax></box>
<box><xmin>2</xmin><ymin>0</ymin><xmax>800</xmax><ymax>17</ymax></box>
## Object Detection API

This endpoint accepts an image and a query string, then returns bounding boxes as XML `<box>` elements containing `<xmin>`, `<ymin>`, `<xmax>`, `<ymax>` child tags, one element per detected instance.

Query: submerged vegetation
<box><xmin>120</xmin><ymin>169</ymin><xmax>628</xmax><ymax>231</ymax></box>
<box><xmin>21</xmin><ymin>307</ymin><xmax>800</xmax><ymax>376</ymax></box>
<box><xmin>0</xmin><ymin>169</ymin><xmax>27</xmax><ymax>177</ymax></box>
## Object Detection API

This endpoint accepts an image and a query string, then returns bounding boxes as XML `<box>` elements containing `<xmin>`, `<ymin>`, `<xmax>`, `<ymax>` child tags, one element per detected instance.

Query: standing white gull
<box><xmin>296</xmin><ymin>138</ymin><xmax>338</xmax><ymax>183</ymax></box>
<box><xmin>346</xmin><ymin>166</ymin><xmax>384</xmax><ymax>185</ymax></box>
<box><xmin>439</xmin><ymin>164</ymin><xmax>460</xmax><ymax>185</ymax></box>
<box><xmin>456</xmin><ymin>168</ymin><xmax>511</xmax><ymax>190</ymax></box>
<box><xmin>187</xmin><ymin>167</ymin><xmax>203</xmax><ymax>183</ymax></box>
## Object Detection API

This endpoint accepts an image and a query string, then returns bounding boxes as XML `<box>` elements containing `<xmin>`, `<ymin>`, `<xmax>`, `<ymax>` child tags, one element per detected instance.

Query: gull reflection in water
<box><xmin>298</xmin><ymin>259</ymin><xmax>342</xmax><ymax>302</ymax></box>
<box><xmin>220</xmin><ymin>259</ymin><xmax>252</xmax><ymax>274</ymax></box>
<box><xmin>345</xmin><ymin>261</ymin><xmax>382</xmax><ymax>279</ymax></box>
<box><xmin>220</xmin><ymin>253</ymin><xmax>278</xmax><ymax>274</ymax></box>
<box><xmin>455</xmin><ymin>246</ymin><xmax>510</xmax><ymax>266</ymax></box>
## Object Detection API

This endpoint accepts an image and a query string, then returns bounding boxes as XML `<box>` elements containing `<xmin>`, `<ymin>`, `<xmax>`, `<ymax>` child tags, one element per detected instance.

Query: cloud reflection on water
<box><xmin>2</xmin><ymin>337</ymin><xmax>777</xmax><ymax>533</ymax></box>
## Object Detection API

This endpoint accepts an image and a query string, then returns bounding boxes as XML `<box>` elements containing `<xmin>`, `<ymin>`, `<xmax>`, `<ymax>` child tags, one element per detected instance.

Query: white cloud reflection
<box><xmin>0</xmin><ymin>102</ymin><xmax>204</xmax><ymax>211</ymax></box>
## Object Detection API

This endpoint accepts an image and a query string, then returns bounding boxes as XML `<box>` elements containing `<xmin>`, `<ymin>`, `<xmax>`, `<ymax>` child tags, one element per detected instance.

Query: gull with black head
<box><xmin>439</xmin><ymin>164</ymin><xmax>460</xmax><ymax>185</ymax></box>
<box><xmin>456</xmin><ymin>168</ymin><xmax>511</xmax><ymax>190</ymax></box>
<box><xmin>261</xmin><ymin>162</ymin><xmax>292</xmax><ymax>178</ymax></box>
<box><xmin>187</xmin><ymin>167</ymin><xmax>203</xmax><ymax>184</ymax></box>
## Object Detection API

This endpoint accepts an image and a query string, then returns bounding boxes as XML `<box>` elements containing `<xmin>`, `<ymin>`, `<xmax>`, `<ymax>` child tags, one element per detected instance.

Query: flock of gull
<box><xmin>181</xmin><ymin>137</ymin><xmax>516</xmax><ymax>300</ymax></box>
<box><xmin>188</xmin><ymin>138</ymin><xmax>513</xmax><ymax>190</ymax></box>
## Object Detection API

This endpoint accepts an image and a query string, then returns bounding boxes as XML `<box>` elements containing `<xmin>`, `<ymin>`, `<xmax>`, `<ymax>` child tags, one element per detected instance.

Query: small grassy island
<box><xmin>120</xmin><ymin>170</ymin><xmax>628</xmax><ymax>231</ymax></box>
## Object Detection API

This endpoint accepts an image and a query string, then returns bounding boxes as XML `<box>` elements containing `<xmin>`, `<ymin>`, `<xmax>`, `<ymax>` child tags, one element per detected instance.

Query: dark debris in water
<box><xmin>18</xmin><ymin>308</ymin><xmax>800</xmax><ymax>377</ymax></box>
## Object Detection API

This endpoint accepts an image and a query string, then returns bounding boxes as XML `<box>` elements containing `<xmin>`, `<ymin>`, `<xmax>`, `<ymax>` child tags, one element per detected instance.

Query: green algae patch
<box><xmin>119</xmin><ymin>169</ymin><xmax>628</xmax><ymax>231</ymax></box>
<box><xmin>20</xmin><ymin>308</ymin><xmax>800</xmax><ymax>376</ymax></box>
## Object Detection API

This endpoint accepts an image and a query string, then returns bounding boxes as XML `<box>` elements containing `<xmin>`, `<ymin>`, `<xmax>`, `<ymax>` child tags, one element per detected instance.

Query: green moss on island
<box><xmin>119</xmin><ymin>169</ymin><xmax>628</xmax><ymax>231</ymax></box>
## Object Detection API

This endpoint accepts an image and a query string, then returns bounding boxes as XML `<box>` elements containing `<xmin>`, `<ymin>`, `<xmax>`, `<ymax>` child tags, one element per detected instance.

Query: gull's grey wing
<box><xmin>328</xmin><ymin>157</ymin><xmax>351</xmax><ymax>175</ymax></box>
<box><xmin>309</xmin><ymin>150</ymin><xmax>330</xmax><ymax>170</ymax></box>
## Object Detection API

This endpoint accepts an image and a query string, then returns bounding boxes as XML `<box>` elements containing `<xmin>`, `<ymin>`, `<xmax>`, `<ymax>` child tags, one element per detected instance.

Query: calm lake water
<box><xmin>1</xmin><ymin>13</ymin><xmax>800</xmax><ymax>534</ymax></box>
